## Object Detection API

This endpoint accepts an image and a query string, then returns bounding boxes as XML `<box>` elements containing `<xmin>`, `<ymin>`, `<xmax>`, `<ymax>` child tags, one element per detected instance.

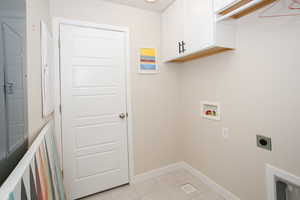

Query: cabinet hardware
<box><xmin>178</xmin><ymin>42</ymin><xmax>182</xmax><ymax>54</ymax></box>
<box><xmin>181</xmin><ymin>41</ymin><xmax>186</xmax><ymax>53</ymax></box>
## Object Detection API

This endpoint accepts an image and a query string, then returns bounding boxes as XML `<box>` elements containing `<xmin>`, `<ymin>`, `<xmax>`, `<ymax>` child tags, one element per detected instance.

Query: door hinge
<box><xmin>126</xmin><ymin>112</ymin><xmax>128</xmax><ymax>118</ymax></box>
<box><xmin>59</xmin><ymin>104</ymin><xmax>62</xmax><ymax>113</ymax></box>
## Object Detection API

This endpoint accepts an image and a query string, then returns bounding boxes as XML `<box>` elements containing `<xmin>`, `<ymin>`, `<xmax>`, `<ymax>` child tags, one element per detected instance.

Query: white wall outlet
<box><xmin>222</xmin><ymin>128</ymin><xmax>229</xmax><ymax>138</ymax></box>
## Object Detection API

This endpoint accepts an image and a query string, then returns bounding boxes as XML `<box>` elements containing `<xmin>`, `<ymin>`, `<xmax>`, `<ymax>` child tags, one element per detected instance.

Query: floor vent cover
<box><xmin>181</xmin><ymin>184</ymin><xmax>197</xmax><ymax>194</ymax></box>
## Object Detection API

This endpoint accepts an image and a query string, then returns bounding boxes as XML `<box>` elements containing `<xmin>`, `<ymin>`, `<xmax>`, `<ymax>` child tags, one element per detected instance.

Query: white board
<box><xmin>41</xmin><ymin>21</ymin><xmax>54</xmax><ymax>117</ymax></box>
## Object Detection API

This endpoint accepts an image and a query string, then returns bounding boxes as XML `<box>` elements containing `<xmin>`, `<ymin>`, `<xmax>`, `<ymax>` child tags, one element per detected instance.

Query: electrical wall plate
<box><xmin>201</xmin><ymin>101</ymin><xmax>221</xmax><ymax>121</ymax></box>
<box><xmin>256</xmin><ymin>135</ymin><xmax>272</xmax><ymax>151</ymax></box>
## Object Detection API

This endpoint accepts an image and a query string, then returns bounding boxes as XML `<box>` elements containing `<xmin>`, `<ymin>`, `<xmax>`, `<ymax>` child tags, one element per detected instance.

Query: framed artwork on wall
<box><xmin>138</xmin><ymin>48</ymin><xmax>158</xmax><ymax>74</ymax></box>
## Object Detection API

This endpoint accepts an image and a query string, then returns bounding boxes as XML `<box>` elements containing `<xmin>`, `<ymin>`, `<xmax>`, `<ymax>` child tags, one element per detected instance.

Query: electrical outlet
<box><xmin>222</xmin><ymin>128</ymin><xmax>229</xmax><ymax>138</ymax></box>
<box><xmin>256</xmin><ymin>135</ymin><xmax>272</xmax><ymax>151</ymax></box>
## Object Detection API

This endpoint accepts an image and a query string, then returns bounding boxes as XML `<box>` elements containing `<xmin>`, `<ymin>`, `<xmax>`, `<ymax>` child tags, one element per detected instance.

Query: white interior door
<box><xmin>60</xmin><ymin>24</ymin><xmax>129</xmax><ymax>200</ymax></box>
<box><xmin>0</xmin><ymin>19</ymin><xmax>26</xmax><ymax>155</ymax></box>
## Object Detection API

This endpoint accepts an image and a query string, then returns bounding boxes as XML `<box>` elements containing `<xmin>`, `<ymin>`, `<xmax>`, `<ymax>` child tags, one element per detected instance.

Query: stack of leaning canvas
<box><xmin>0</xmin><ymin>121</ymin><xmax>65</xmax><ymax>200</ymax></box>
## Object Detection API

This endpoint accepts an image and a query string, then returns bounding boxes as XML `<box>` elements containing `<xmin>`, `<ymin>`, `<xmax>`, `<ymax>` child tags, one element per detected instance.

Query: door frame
<box><xmin>52</xmin><ymin>18</ymin><xmax>135</xmax><ymax>184</ymax></box>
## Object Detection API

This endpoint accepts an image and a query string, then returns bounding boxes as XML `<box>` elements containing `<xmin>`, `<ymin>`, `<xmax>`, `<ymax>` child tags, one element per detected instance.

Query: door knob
<box><xmin>119</xmin><ymin>113</ymin><xmax>126</xmax><ymax>119</ymax></box>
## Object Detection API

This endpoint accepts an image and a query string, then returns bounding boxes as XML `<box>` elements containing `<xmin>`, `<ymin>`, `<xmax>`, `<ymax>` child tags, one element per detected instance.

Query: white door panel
<box><xmin>72</xmin><ymin>87</ymin><xmax>118</xmax><ymax>96</ymax></box>
<box><xmin>1</xmin><ymin>19</ymin><xmax>26</xmax><ymax>154</ymax></box>
<box><xmin>72</xmin><ymin>56</ymin><xmax>120</xmax><ymax>67</ymax></box>
<box><xmin>76</xmin><ymin>148</ymin><xmax>121</xmax><ymax>178</ymax></box>
<box><xmin>75</xmin><ymin>123</ymin><xmax>121</xmax><ymax>148</ymax></box>
<box><xmin>73</xmin><ymin>169</ymin><xmax>125</xmax><ymax>198</ymax></box>
<box><xmin>76</xmin><ymin>142</ymin><xmax>119</xmax><ymax>157</ymax></box>
<box><xmin>72</xmin><ymin>67</ymin><xmax>120</xmax><ymax>87</ymax></box>
<box><xmin>73</xmin><ymin>95</ymin><xmax>122</xmax><ymax>117</ymax></box>
<box><xmin>72</xmin><ymin>39</ymin><xmax>123</xmax><ymax>58</ymax></box>
<box><xmin>60</xmin><ymin>24</ymin><xmax>129</xmax><ymax>199</ymax></box>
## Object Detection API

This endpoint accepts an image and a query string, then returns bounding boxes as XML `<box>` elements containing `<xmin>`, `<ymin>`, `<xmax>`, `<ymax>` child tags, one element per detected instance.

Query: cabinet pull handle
<box><xmin>182</xmin><ymin>41</ymin><xmax>186</xmax><ymax>53</ymax></box>
<box><xmin>178</xmin><ymin>42</ymin><xmax>182</xmax><ymax>54</ymax></box>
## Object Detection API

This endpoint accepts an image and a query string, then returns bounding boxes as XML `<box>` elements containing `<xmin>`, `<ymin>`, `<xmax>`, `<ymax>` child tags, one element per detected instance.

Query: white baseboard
<box><xmin>182</xmin><ymin>162</ymin><xmax>240</xmax><ymax>200</ymax></box>
<box><xmin>132</xmin><ymin>162</ymin><xmax>185</xmax><ymax>183</ymax></box>
<box><xmin>132</xmin><ymin>161</ymin><xmax>240</xmax><ymax>200</ymax></box>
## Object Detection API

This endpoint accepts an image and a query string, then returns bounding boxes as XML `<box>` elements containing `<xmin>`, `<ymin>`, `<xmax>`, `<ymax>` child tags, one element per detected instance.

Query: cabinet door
<box><xmin>162</xmin><ymin>0</ymin><xmax>184</xmax><ymax>61</ymax></box>
<box><xmin>184</xmin><ymin>0</ymin><xmax>214</xmax><ymax>55</ymax></box>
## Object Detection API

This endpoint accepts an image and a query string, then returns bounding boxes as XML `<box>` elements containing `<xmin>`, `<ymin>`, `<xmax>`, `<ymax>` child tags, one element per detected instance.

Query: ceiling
<box><xmin>104</xmin><ymin>0</ymin><xmax>175</xmax><ymax>12</ymax></box>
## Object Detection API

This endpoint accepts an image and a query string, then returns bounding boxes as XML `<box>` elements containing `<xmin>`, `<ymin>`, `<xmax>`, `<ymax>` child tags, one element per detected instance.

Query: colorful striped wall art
<box><xmin>139</xmin><ymin>48</ymin><xmax>158</xmax><ymax>73</ymax></box>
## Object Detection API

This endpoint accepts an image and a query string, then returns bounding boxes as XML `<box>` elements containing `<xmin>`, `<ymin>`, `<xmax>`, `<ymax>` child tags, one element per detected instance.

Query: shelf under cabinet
<box><xmin>217</xmin><ymin>0</ymin><xmax>277</xmax><ymax>19</ymax></box>
<box><xmin>168</xmin><ymin>46</ymin><xmax>234</xmax><ymax>63</ymax></box>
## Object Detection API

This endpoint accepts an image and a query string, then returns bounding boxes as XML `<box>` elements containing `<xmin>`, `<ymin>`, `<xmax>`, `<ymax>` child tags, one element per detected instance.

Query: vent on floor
<box><xmin>181</xmin><ymin>184</ymin><xmax>197</xmax><ymax>194</ymax></box>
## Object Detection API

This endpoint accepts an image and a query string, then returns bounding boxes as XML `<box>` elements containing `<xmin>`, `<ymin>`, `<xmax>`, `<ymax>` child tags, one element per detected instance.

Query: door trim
<box><xmin>52</xmin><ymin>18</ymin><xmax>135</xmax><ymax>184</ymax></box>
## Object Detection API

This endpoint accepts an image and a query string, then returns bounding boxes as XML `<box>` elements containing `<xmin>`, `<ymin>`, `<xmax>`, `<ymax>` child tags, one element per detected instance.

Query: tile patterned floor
<box><xmin>82</xmin><ymin>169</ymin><xmax>225</xmax><ymax>200</ymax></box>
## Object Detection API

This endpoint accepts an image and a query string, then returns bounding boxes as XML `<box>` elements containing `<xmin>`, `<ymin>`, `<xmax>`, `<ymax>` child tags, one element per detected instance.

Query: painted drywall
<box><xmin>26</xmin><ymin>0</ymin><xmax>52</xmax><ymax>143</ymax></box>
<box><xmin>50</xmin><ymin>0</ymin><xmax>181</xmax><ymax>175</ymax></box>
<box><xmin>179</xmin><ymin>12</ymin><xmax>300</xmax><ymax>200</ymax></box>
<box><xmin>33</xmin><ymin>1</ymin><xmax>300</xmax><ymax>198</ymax></box>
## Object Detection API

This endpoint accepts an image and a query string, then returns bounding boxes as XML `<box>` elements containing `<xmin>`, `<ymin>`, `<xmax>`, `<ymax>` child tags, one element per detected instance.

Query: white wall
<box><xmin>179</xmin><ymin>12</ymin><xmax>300</xmax><ymax>200</ymax></box>
<box><xmin>50</xmin><ymin>0</ymin><xmax>182</xmax><ymax>175</ymax></box>
<box><xmin>32</xmin><ymin>1</ymin><xmax>300</xmax><ymax>199</ymax></box>
<box><xmin>26</xmin><ymin>0</ymin><xmax>52</xmax><ymax>143</ymax></box>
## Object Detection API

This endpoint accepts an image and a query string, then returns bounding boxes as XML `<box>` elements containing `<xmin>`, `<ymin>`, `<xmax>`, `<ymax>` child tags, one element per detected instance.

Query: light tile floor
<box><xmin>82</xmin><ymin>169</ymin><xmax>225</xmax><ymax>200</ymax></box>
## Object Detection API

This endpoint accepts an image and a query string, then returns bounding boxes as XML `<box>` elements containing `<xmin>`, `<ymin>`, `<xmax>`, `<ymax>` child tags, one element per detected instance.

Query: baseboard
<box><xmin>181</xmin><ymin>162</ymin><xmax>240</xmax><ymax>200</ymax></box>
<box><xmin>132</xmin><ymin>161</ymin><xmax>240</xmax><ymax>200</ymax></box>
<box><xmin>132</xmin><ymin>162</ymin><xmax>185</xmax><ymax>183</ymax></box>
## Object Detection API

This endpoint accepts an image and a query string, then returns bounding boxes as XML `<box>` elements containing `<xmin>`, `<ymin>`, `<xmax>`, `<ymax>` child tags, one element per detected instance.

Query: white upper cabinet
<box><xmin>161</xmin><ymin>0</ymin><xmax>184</xmax><ymax>61</ymax></box>
<box><xmin>162</xmin><ymin>0</ymin><xmax>236</xmax><ymax>62</ymax></box>
<box><xmin>184</xmin><ymin>0</ymin><xmax>214</xmax><ymax>55</ymax></box>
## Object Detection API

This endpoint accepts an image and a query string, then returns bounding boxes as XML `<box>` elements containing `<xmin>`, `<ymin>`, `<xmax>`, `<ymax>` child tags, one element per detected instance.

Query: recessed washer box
<box><xmin>201</xmin><ymin>101</ymin><xmax>221</xmax><ymax>121</ymax></box>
